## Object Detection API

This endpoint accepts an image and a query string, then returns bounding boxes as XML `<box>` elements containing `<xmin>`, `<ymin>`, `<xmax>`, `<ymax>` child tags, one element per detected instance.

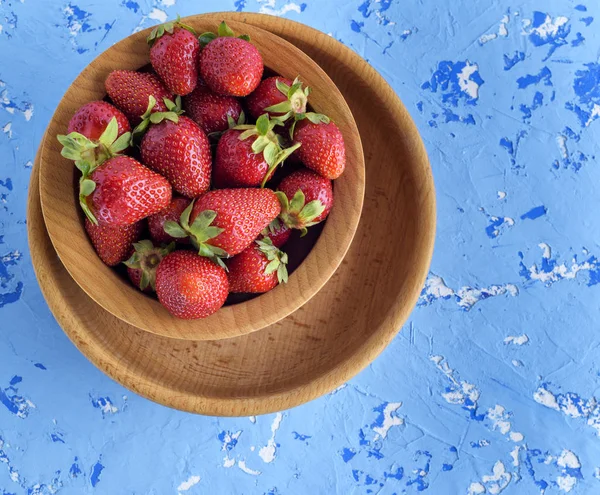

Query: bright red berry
<box><xmin>86</xmin><ymin>155</ymin><xmax>172</xmax><ymax>226</ymax></box>
<box><xmin>213</xmin><ymin>129</ymin><xmax>270</xmax><ymax>188</ymax></box>
<box><xmin>246</xmin><ymin>76</ymin><xmax>293</xmax><ymax>119</ymax></box>
<box><xmin>85</xmin><ymin>218</ymin><xmax>144</xmax><ymax>266</ymax></box>
<box><xmin>166</xmin><ymin>188</ymin><xmax>280</xmax><ymax>259</ymax></box>
<box><xmin>156</xmin><ymin>251</ymin><xmax>229</xmax><ymax>319</ymax></box>
<box><xmin>276</xmin><ymin>168</ymin><xmax>333</xmax><ymax>234</ymax></box>
<box><xmin>140</xmin><ymin>115</ymin><xmax>212</xmax><ymax>198</ymax></box>
<box><xmin>183</xmin><ymin>80</ymin><xmax>242</xmax><ymax>135</ymax></box>
<box><xmin>200</xmin><ymin>37</ymin><xmax>263</xmax><ymax>97</ymax></box>
<box><xmin>227</xmin><ymin>238</ymin><xmax>288</xmax><ymax>293</ymax></box>
<box><xmin>260</xmin><ymin>219</ymin><xmax>291</xmax><ymax>248</ymax></box>
<box><xmin>105</xmin><ymin>70</ymin><xmax>173</xmax><ymax>125</ymax></box>
<box><xmin>149</xmin><ymin>25</ymin><xmax>199</xmax><ymax>96</ymax></box>
<box><xmin>125</xmin><ymin>240</ymin><xmax>175</xmax><ymax>292</ymax></box>
<box><xmin>67</xmin><ymin>101</ymin><xmax>130</xmax><ymax>141</ymax></box>
<box><xmin>293</xmin><ymin>120</ymin><xmax>346</xmax><ymax>179</ymax></box>
<box><xmin>148</xmin><ymin>197</ymin><xmax>191</xmax><ymax>245</ymax></box>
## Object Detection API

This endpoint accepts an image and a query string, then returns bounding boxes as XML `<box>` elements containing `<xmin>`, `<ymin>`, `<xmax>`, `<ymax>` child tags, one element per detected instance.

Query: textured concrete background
<box><xmin>1</xmin><ymin>0</ymin><xmax>599</xmax><ymax>493</ymax></box>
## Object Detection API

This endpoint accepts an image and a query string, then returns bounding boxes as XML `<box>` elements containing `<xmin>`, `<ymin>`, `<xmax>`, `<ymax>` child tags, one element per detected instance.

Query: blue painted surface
<box><xmin>1</xmin><ymin>0</ymin><xmax>600</xmax><ymax>493</ymax></box>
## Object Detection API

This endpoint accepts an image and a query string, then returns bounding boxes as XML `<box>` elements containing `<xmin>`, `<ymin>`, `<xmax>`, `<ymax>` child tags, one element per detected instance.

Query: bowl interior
<box><xmin>38</xmin><ymin>19</ymin><xmax>365</xmax><ymax>341</ymax></box>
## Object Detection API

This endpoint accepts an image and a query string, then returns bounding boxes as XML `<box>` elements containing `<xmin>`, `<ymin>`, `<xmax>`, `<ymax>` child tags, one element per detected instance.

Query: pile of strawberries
<box><xmin>57</xmin><ymin>19</ymin><xmax>346</xmax><ymax>320</ymax></box>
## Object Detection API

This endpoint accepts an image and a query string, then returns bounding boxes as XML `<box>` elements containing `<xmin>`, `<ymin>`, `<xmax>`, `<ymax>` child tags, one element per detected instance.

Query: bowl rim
<box><xmin>38</xmin><ymin>17</ymin><xmax>365</xmax><ymax>341</ymax></box>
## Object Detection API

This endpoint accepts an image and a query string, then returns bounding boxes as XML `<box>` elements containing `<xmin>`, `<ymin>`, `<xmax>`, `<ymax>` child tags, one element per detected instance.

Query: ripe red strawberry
<box><xmin>276</xmin><ymin>169</ymin><xmax>333</xmax><ymax>234</ymax></box>
<box><xmin>148</xmin><ymin>197</ymin><xmax>191</xmax><ymax>245</ymax></box>
<box><xmin>68</xmin><ymin>101</ymin><xmax>130</xmax><ymax>141</ymax></box>
<box><xmin>124</xmin><ymin>240</ymin><xmax>175</xmax><ymax>292</ymax></box>
<box><xmin>200</xmin><ymin>24</ymin><xmax>263</xmax><ymax>97</ymax></box>
<box><xmin>183</xmin><ymin>80</ymin><xmax>243</xmax><ymax>135</ymax></box>
<box><xmin>293</xmin><ymin>120</ymin><xmax>346</xmax><ymax>179</ymax></box>
<box><xmin>140</xmin><ymin>115</ymin><xmax>211</xmax><ymax>198</ymax></box>
<box><xmin>164</xmin><ymin>188</ymin><xmax>280</xmax><ymax>260</ymax></box>
<box><xmin>85</xmin><ymin>155</ymin><xmax>172</xmax><ymax>226</ymax></box>
<box><xmin>260</xmin><ymin>218</ymin><xmax>291</xmax><ymax>248</ymax></box>
<box><xmin>246</xmin><ymin>77</ymin><xmax>294</xmax><ymax>119</ymax></box>
<box><xmin>214</xmin><ymin>115</ymin><xmax>299</xmax><ymax>188</ymax></box>
<box><xmin>85</xmin><ymin>218</ymin><xmax>144</xmax><ymax>266</ymax></box>
<box><xmin>155</xmin><ymin>251</ymin><xmax>229</xmax><ymax>319</ymax></box>
<box><xmin>105</xmin><ymin>70</ymin><xmax>173</xmax><ymax>124</ymax></box>
<box><xmin>148</xmin><ymin>18</ymin><xmax>199</xmax><ymax>96</ymax></box>
<box><xmin>227</xmin><ymin>238</ymin><xmax>288</xmax><ymax>293</ymax></box>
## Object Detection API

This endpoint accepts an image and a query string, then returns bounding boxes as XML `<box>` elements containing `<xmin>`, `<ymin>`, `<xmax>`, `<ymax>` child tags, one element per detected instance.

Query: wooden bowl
<box><xmin>38</xmin><ymin>19</ymin><xmax>365</xmax><ymax>341</ymax></box>
<box><xmin>28</xmin><ymin>13</ymin><xmax>435</xmax><ymax>416</ymax></box>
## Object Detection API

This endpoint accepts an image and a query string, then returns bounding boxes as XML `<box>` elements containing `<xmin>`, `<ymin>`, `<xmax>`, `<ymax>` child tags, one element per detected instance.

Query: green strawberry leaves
<box><xmin>275</xmin><ymin>189</ymin><xmax>326</xmax><ymax>236</ymax></box>
<box><xmin>256</xmin><ymin>237</ymin><xmax>289</xmax><ymax>284</ymax></box>
<box><xmin>164</xmin><ymin>201</ymin><xmax>228</xmax><ymax>269</ymax></box>
<box><xmin>199</xmin><ymin>21</ymin><xmax>251</xmax><ymax>47</ymax></box>
<box><xmin>264</xmin><ymin>77</ymin><xmax>331</xmax><ymax>139</ymax></box>
<box><xmin>147</xmin><ymin>15</ymin><xmax>197</xmax><ymax>47</ymax></box>
<box><xmin>124</xmin><ymin>240</ymin><xmax>175</xmax><ymax>291</ymax></box>
<box><xmin>57</xmin><ymin>116</ymin><xmax>132</xmax><ymax>225</ymax></box>
<box><xmin>131</xmin><ymin>95</ymin><xmax>183</xmax><ymax>143</ymax></box>
<box><xmin>234</xmin><ymin>114</ymin><xmax>302</xmax><ymax>187</ymax></box>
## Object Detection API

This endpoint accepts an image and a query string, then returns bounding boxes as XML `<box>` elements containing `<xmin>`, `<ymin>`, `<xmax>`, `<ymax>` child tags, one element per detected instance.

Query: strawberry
<box><xmin>214</xmin><ymin>114</ymin><xmax>300</xmax><ymax>188</ymax></box>
<box><xmin>276</xmin><ymin>169</ymin><xmax>333</xmax><ymax>234</ymax></box>
<box><xmin>124</xmin><ymin>240</ymin><xmax>175</xmax><ymax>292</ymax></box>
<box><xmin>148</xmin><ymin>17</ymin><xmax>199</xmax><ymax>96</ymax></box>
<box><xmin>148</xmin><ymin>197</ymin><xmax>191</xmax><ymax>245</ymax></box>
<box><xmin>105</xmin><ymin>70</ymin><xmax>173</xmax><ymax>124</ymax></box>
<box><xmin>155</xmin><ymin>250</ymin><xmax>229</xmax><ymax>319</ymax></box>
<box><xmin>199</xmin><ymin>22</ymin><xmax>263</xmax><ymax>97</ymax></box>
<box><xmin>67</xmin><ymin>101</ymin><xmax>130</xmax><ymax>141</ymax></box>
<box><xmin>227</xmin><ymin>238</ymin><xmax>288</xmax><ymax>293</ymax></box>
<box><xmin>260</xmin><ymin>218</ymin><xmax>291</xmax><ymax>248</ymax></box>
<box><xmin>246</xmin><ymin>77</ymin><xmax>294</xmax><ymax>119</ymax></box>
<box><xmin>84</xmin><ymin>155</ymin><xmax>172</xmax><ymax>226</ymax></box>
<box><xmin>140</xmin><ymin>114</ymin><xmax>211</xmax><ymax>198</ymax></box>
<box><xmin>293</xmin><ymin>120</ymin><xmax>346</xmax><ymax>179</ymax></box>
<box><xmin>164</xmin><ymin>188</ymin><xmax>280</xmax><ymax>262</ymax></box>
<box><xmin>183</xmin><ymin>79</ymin><xmax>243</xmax><ymax>135</ymax></box>
<box><xmin>85</xmin><ymin>218</ymin><xmax>144</xmax><ymax>266</ymax></box>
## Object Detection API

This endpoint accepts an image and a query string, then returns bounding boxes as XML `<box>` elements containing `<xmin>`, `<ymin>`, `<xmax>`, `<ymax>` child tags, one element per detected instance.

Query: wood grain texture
<box><xmin>28</xmin><ymin>13</ymin><xmax>435</xmax><ymax>416</ymax></box>
<box><xmin>38</xmin><ymin>19</ymin><xmax>365</xmax><ymax>341</ymax></box>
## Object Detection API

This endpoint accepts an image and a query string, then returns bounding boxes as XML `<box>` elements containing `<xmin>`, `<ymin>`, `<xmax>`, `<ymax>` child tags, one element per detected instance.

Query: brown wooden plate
<box><xmin>27</xmin><ymin>13</ymin><xmax>435</xmax><ymax>416</ymax></box>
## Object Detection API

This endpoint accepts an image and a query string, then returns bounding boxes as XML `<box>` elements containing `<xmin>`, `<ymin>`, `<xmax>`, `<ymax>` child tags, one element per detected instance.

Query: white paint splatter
<box><xmin>487</xmin><ymin>405</ymin><xmax>511</xmax><ymax>435</ymax></box>
<box><xmin>420</xmin><ymin>274</ymin><xmax>518</xmax><ymax>310</ymax></box>
<box><xmin>557</xmin><ymin>450</ymin><xmax>580</xmax><ymax>469</ymax></box>
<box><xmin>497</xmin><ymin>191</ymin><xmax>507</xmax><ymax>200</ymax></box>
<box><xmin>177</xmin><ymin>475</ymin><xmax>201</xmax><ymax>492</ymax></box>
<box><xmin>257</xmin><ymin>0</ymin><xmax>303</xmax><ymax>16</ymax></box>
<box><xmin>556</xmin><ymin>134</ymin><xmax>568</xmax><ymax>159</ymax></box>
<box><xmin>533</xmin><ymin>387</ymin><xmax>560</xmax><ymax>411</ymax></box>
<box><xmin>457</xmin><ymin>62</ymin><xmax>481</xmax><ymax>99</ymax></box>
<box><xmin>3</xmin><ymin>122</ymin><xmax>11</xmax><ymax>138</ymax></box>
<box><xmin>148</xmin><ymin>8</ymin><xmax>167</xmax><ymax>23</ymax></box>
<box><xmin>238</xmin><ymin>460</ymin><xmax>261</xmax><ymax>476</ymax></box>
<box><xmin>525</xmin><ymin>243</ymin><xmax>600</xmax><ymax>285</ymax></box>
<box><xmin>509</xmin><ymin>431</ymin><xmax>524</xmax><ymax>442</ymax></box>
<box><xmin>223</xmin><ymin>456</ymin><xmax>235</xmax><ymax>468</ymax></box>
<box><xmin>160</xmin><ymin>0</ymin><xmax>176</xmax><ymax>6</ymax></box>
<box><xmin>258</xmin><ymin>413</ymin><xmax>283</xmax><ymax>463</ymax></box>
<box><xmin>511</xmin><ymin>360</ymin><xmax>523</xmax><ymax>367</ymax></box>
<box><xmin>468</xmin><ymin>482</ymin><xmax>486</xmax><ymax>495</ymax></box>
<box><xmin>504</xmin><ymin>334</ymin><xmax>529</xmax><ymax>345</ymax></box>
<box><xmin>593</xmin><ymin>467</ymin><xmax>600</xmax><ymax>480</ymax></box>
<box><xmin>249</xmin><ymin>416</ymin><xmax>256</xmax><ymax>424</ymax></box>
<box><xmin>373</xmin><ymin>403</ymin><xmax>404</xmax><ymax>440</ymax></box>
<box><xmin>479</xmin><ymin>14</ymin><xmax>510</xmax><ymax>44</ymax></box>
<box><xmin>523</xmin><ymin>14</ymin><xmax>569</xmax><ymax>40</ymax></box>
<box><xmin>557</xmin><ymin>475</ymin><xmax>577</xmax><ymax>492</ymax></box>
<box><xmin>481</xmin><ymin>461</ymin><xmax>512</xmax><ymax>494</ymax></box>
<box><xmin>23</xmin><ymin>106</ymin><xmax>33</xmax><ymax>121</ymax></box>
<box><xmin>510</xmin><ymin>446</ymin><xmax>520</xmax><ymax>467</ymax></box>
